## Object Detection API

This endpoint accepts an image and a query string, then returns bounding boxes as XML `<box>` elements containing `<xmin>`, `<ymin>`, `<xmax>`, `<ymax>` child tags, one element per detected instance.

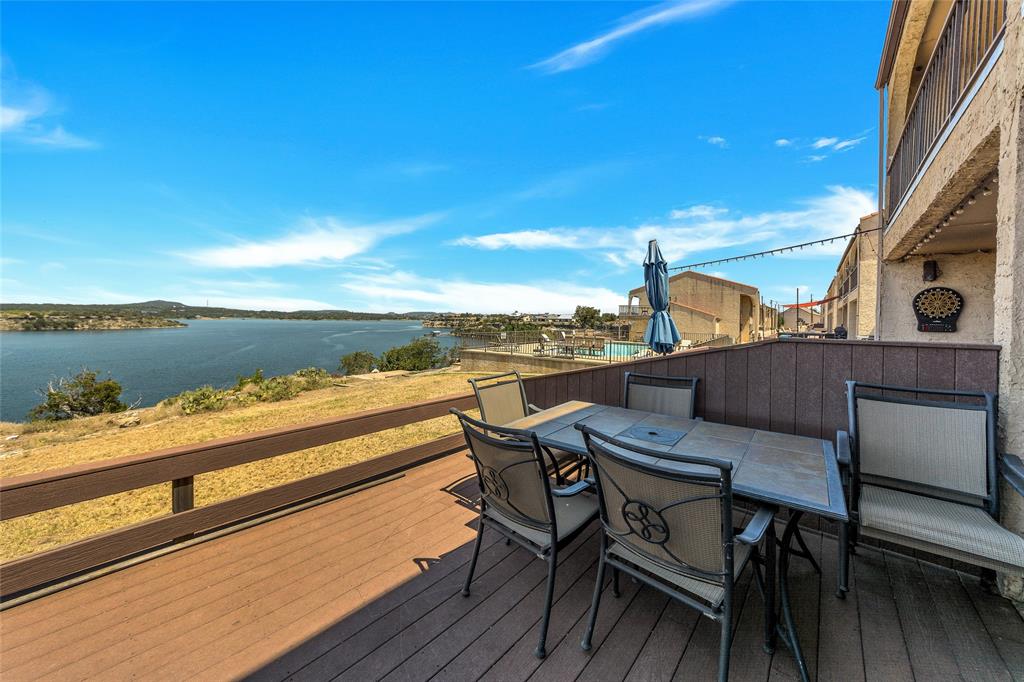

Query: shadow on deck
<box><xmin>1</xmin><ymin>454</ymin><xmax>1022</xmax><ymax>681</ymax></box>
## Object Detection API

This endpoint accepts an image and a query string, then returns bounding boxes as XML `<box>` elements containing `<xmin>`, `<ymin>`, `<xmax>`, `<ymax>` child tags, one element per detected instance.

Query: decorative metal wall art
<box><xmin>912</xmin><ymin>287</ymin><xmax>964</xmax><ymax>332</ymax></box>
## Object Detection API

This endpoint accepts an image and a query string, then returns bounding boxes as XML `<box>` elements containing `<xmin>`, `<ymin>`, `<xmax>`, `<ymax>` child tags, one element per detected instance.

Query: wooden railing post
<box><xmin>172</xmin><ymin>477</ymin><xmax>194</xmax><ymax>513</ymax></box>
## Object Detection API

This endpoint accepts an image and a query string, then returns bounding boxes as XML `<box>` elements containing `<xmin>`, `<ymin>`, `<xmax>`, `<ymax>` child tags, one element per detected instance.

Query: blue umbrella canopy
<box><xmin>642</xmin><ymin>240</ymin><xmax>681</xmax><ymax>354</ymax></box>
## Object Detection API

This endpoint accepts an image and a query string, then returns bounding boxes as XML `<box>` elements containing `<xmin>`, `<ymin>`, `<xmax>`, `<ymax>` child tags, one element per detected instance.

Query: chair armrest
<box><xmin>836</xmin><ymin>430</ymin><xmax>851</xmax><ymax>468</ymax></box>
<box><xmin>528</xmin><ymin>403</ymin><xmax>543</xmax><ymax>414</ymax></box>
<box><xmin>551</xmin><ymin>479</ymin><xmax>594</xmax><ymax>497</ymax></box>
<box><xmin>1000</xmin><ymin>454</ymin><xmax>1024</xmax><ymax>498</ymax></box>
<box><xmin>736</xmin><ymin>506</ymin><xmax>775</xmax><ymax>545</ymax></box>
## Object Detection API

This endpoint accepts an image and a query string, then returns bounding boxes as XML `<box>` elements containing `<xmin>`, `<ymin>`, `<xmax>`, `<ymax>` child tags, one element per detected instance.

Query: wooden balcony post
<box><xmin>172</xmin><ymin>476</ymin><xmax>194</xmax><ymax>513</ymax></box>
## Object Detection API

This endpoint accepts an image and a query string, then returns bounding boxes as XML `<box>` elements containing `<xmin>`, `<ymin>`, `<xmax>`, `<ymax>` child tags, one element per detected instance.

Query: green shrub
<box><xmin>294</xmin><ymin>366</ymin><xmax>331</xmax><ymax>389</ymax></box>
<box><xmin>251</xmin><ymin>376</ymin><xmax>301</xmax><ymax>402</ymax></box>
<box><xmin>378</xmin><ymin>337</ymin><xmax>450</xmax><ymax>372</ymax></box>
<box><xmin>176</xmin><ymin>385</ymin><xmax>230</xmax><ymax>415</ymax></box>
<box><xmin>339</xmin><ymin>351</ymin><xmax>377</xmax><ymax>376</ymax></box>
<box><xmin>29</xmin><ymin>369</ymin><xmax>128</xmax><ymax>421</ymax></box>
<box><xmin>235</xmin><ymin>368</ymin><xmax>265</xmax><ymax>390</ymax></box>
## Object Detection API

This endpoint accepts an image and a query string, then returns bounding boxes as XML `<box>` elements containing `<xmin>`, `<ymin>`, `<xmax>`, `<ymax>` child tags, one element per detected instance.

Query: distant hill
<box><xmin>0</xmin><ymin>301</ymin><xmax>436</xmax><ymax>322</ymax></box>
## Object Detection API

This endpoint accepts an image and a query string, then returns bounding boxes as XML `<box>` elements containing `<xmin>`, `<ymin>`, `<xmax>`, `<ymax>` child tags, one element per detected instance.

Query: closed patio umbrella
<box><xmin>643</xmin><ymin>239</ymin><xmax>681</xmax><ymax>354</ymax></box>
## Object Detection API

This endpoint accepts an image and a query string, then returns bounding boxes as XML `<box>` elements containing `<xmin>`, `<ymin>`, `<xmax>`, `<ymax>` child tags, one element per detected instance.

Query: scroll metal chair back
<box><xmin>577</xmin><ymin>425</ymin><xmax>775</xmax><ymax>681</ymax></box>
<box><xmin>623</xmin><ymin>372</ymin><xmax>699</xmax><ymax>420</ymax></box>
<box><xmin>468</xmin><ymin>370</ymin><xmax>532</xmax><ymax>426</ymax></box>
<box><xmin>452</xmin><ymin>409</ymin><xmax>598</xmax><ymax>659</ymax></box>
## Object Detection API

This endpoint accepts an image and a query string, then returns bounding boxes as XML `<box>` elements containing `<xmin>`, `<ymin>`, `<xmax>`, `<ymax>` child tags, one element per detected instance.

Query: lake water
<box><xmin>0</xmin><ymin>319</ymin><xmax>455</xmax><ymax>422</ymax></box>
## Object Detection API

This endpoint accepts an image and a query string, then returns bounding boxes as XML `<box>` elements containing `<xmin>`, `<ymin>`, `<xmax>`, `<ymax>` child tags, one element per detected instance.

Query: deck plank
<box><xmin>852</xmin><ymin>548</ymin><xmax>913</xmax><ymax>682</ymax></box>
<box><xmin>816</xmin><ymin>534</ymin><xmax>864</xmax><ymax>682</ymax></box>
<box><xmin>2</xmin><ymin>453</ymin><xmax>1020</xmax><ymax>682</ymax></box>
<box><xmin>883</xmin><ymin>551</ymin><xmax>960</xmax><ymax>681</ymax></box>
<box><xmin>920</xmin><ymin>561</ymin><xmax>1012</xmax><ymax>681</ymax></box>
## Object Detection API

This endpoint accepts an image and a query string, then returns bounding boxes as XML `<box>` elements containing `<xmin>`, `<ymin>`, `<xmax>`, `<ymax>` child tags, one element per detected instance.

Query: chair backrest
<box><xmin>452</xmin><ymin>409</ymin><xmax>554</xmax><ymax>533</ymax></box>
<box><xmin>847</xmin><ymin>381</ymin><xmax>997</xmax><ymax>511</ymax></box>
<box><xmin>468</xmin><ymin>371</ymin><xmax>530</xmax><ymax>426</ymax></box>
<box><xmin>623</xmin><ymin>372</ymin><xmax>698</xmax><ymax>419</ymax></box>
<box><xmin>580</xmin><ymin>426</ymin><xmax>734</xmax><ymax>588</ymax></box>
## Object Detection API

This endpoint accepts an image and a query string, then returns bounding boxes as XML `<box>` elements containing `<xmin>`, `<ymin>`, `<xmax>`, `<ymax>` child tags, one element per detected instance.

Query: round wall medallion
<box><xmin>912</xmin><ymin>287</ymin><xmax>964</xmax><ymax>332</ymax></box>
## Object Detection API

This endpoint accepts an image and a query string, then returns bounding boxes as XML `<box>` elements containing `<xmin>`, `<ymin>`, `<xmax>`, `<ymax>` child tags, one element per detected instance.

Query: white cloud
<box><xmin>805</xmin><ymin>154</ymin><xmax>827</xmax><ymax>163</ymax></box>
<box><xmin>833</xmin><ymin>137</ymin><xmax>866</xmax><ymax>151</ymax></box>
<box><xmin>531</xmin><ymin>0</ymin><xmax>730</xmax><ymax>74</ymax></box>
<box><xmin>774</xmin><ymin>138</ymin><xmax>792</xmax><ymax>147</ymax></box>
<box><xmin>700</xmin><ymin>135</ymin><xmax>728</xmax><ymax>148</ymax></box>
<box><xmin>811</xmin><ymin>137</ymin><xmax>838</xmax><ymax>149</ymax></box>
<box><xmin>451</xmin><ymin>229</ymin><xmax>585</xmax><ymax>250</ymax></box>
<box><xmin>512</xmin><ymin>163</ymin><xmax>624</xmax><ymax>201</ymax></box>
<box><xmin>453</xmin><ymin>185</ymin><xmax>876</xmax><ymax>265</ymax></box>
<box><xmin>1</xmin><ymin>67</ymin><xmax>97</xmax><ymax>150</ymax></box>
<box><xmin>670</xmin><ymin>205</ymin><xmax>726</xmax><ymax>220</ymax></box>
<box><xmin>340</xmin><ymin>270</ymin><xmax>622</xmax><ymax>314</ymax></box>
<box><xmin>182</xmin><ymin>214</ymin><xmax>440</xmax><ymax>269</ymax></box>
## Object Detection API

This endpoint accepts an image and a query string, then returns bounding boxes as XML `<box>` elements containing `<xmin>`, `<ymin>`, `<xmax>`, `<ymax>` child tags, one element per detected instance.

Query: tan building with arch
<box><xmin>621</xmin><ymin>271</ymin><xmax>762</xmax><ymax>343</ymax></box>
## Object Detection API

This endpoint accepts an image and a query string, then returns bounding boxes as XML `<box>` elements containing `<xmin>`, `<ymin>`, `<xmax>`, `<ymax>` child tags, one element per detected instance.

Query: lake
<box><xmin>0</xmin><ymin>319</ymin><xmax>455</xmax><ymax>422</ymax></box>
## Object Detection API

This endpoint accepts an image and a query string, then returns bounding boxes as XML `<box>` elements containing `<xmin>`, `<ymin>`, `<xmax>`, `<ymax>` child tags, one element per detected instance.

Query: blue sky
<box><xmin>1</xmin><ymin>1</ymin><xmax>887</xmax><ymax>313</ymax></box>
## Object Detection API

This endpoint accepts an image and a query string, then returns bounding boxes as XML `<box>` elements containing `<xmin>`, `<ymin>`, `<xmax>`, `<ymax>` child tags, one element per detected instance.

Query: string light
<box><xmin>906</xmin><ymin>171</ymin><xmax>997</xmax><ymax>257</ymax></box>
<box><xmin>667</xmin><ymin>227</ymin><xmax>884</xmax><ymax>271</ymax></box>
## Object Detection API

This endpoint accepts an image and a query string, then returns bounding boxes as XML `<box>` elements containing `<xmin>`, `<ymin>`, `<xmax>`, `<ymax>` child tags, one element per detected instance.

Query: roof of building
<box><xmin>629</xmin><ymin>270</ymin><xmax>758</xmax><ymax>296</ymax></box>
<box><xmin>876</xmin><ymin>0</ymin><xmax>911</xmax><ymax>89</ymax></box>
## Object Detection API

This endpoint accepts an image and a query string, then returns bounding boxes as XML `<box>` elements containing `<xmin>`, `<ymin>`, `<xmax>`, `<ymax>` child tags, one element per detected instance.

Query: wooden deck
<box><xmin>2</xmin><ymin>454</ymin><xmax>1022</xmax><ymax>681</ymax></box>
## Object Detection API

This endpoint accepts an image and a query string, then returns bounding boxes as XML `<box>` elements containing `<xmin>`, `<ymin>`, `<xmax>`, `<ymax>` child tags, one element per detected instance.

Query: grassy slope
<box><xmin>0</xmin><ymin>371</ymin><xmax>485</xmax><ymax>562</ymax></box>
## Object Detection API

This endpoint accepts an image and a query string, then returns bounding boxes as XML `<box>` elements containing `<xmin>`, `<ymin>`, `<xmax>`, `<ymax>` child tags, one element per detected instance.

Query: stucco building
<box><xmin>621</xmin><ymin>271</ymin><xmax>762</xmax><ymax>344</ymax></box>
<box><xmin>822</xmin><ymin>213</ymin><xmax>881</xmax><ymax>338</ymax></box>
<box><xmin>873</xmin><ymin>0</ymin><xmax>1023</xmax><ymax>597</ymax></box>
<box><xmin>780</xmin><ymin>305</ymin><xmax>823</xmax><ymax>332</ymax></box>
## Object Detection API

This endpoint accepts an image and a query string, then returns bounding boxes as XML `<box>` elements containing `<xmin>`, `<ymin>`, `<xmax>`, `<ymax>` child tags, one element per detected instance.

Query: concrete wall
<box><xmin>629</xmin><ymin>273</ymin><xmax>759</xmax><ymax>342</ymax></box>
<box><xmin>878</xmin><ymin>251</ymin><xmax>996</xmax><ymax>344</ymax></box>
<box><xmin>459</xmin><ymin>348</ymin><xmax>605</xmax><ymax>375</ymax></box>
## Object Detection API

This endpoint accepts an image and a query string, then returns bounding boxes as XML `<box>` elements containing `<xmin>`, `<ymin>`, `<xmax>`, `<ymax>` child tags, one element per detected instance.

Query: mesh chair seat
<box><xmin>859</xmin><ymin>485</ymin><xmax>1024</xmax><ymax>575</ymax></box>
<box><xmin>608</xmin><ymin>541</ymin><xmax>752</xmax><ymax>606</ymax></box>
<box><xmin>484</xmin><ymin>489</ymin><xmax>598</xmax><ymax>549</ymax></box>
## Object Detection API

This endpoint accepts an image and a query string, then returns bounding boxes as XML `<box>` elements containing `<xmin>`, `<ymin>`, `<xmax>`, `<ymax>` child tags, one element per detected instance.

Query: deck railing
<box><xmin>0</xmin><ymin>338</ymin><xmax>1000</xmax><ymax>600</ymax></box>
<box><xmin>886</xmin><ymin>0</ymin><xmax>1007</xmax><ymax>213</ymax></box>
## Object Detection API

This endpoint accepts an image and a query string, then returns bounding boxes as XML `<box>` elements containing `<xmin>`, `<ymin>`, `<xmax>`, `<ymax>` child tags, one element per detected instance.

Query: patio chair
<box><xmin>577</xmin><ymin>426</ymin><xmax>776</xmax><ymax>682</ymax></box>
<box><xmin>836</xmin><ymin>381</ymin><xmax>1024</xmax><ymax>599</ymax></box>
<box><xmin>452</xmin><ymin>409</ymin><xmax>599</xmax><ymax>658</ymax></box>
<box><xmin>468</xmin><ymin>370</ymin><xmax>583</xmax><ymax>483</ymax></box>
<box><xmin>623</xmin><ymin>371</ymin><xmax>700</xmax><ymax>420</ymax></box>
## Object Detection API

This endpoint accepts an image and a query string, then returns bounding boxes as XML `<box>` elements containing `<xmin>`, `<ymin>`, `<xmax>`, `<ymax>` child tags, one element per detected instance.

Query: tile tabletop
<box><xmin>508</xmin><ymin>401</ymin><xmax>847</xmax><ymax>521</ymax></box>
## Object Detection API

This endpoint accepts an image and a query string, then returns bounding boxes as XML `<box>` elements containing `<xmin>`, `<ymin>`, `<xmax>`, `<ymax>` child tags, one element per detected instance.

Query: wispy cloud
<box><xmin>833</xmin><ymin>137</ymin><xmax>866</xmax><ymax>151</ymax></box>
<box><xmin>1</xmin><ymin>61</ymin><xmax>98</xmax><ymax>150</ymax></box>
<box><xmin>512</xmin><ymin>162</ymin><xmax>627</xmax><ymax>201</ymax></box>
<box><xmin>699</xmin><ymin>135</ymin><xmax>728</xmax><ymax>148</ymax></box>
<box><xmin>392</xmin><ymin>161</ymin><xmax>451</xmax><ymax>177</ymax></box>
<box><xmin>774</xmin><ymin>138</ymin><xmax>792</xmax><ymax>147</ymax></box>
<box><xmin>451</xmin><ymin>229</ymin><xmax>585</xmax><ymax>250</ymax></box>
<box><xmin>805</xmin><ymin>154</ymin><xmax>827</xmax><ymax>163</ymax></box>
<box><xmin>181</xmin><ymin>295</ymin><xmax>335</xmax><ymax>311</ymax></box>
<box><xmin>531</xmin><ymin>0</ymin><xmax>730</xmax><ymax>74</ymax></box>
<box><xmin>811</xmin><ymin>137</ymin><xmax>838</xmax><ymax>149</ymax></box>
<box><xmin>453</xmin><ymin>185</ymin><xmax>876</xmax><ymax>265</ymax></box>
<box><xmin>340</xmin><ymin>270</ymin><xmax>622</xmax><ymax>314</ymax></box>
<box><xmin>670</xmin><ymin>204</ymin><xmax>726</xmax><ymax>220</ymax></box>
<box><xmin>181</xmin><ymin>213</ymin><xmax>441</xmax><ymax>269</ymax></box>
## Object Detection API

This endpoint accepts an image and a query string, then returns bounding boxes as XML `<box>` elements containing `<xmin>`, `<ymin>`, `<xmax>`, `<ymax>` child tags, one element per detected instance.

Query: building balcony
<box><xmin>1</xmin><ymin>338</ymin><xmax>1020</xmax><ymax>680</ymax></box>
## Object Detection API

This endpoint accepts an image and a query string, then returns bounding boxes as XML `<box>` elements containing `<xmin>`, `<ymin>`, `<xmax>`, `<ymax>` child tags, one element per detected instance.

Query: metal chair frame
<box><xmin>452</xmin><ymin>408</ymin><xmax>597</xmax><ymax>659</ymax></box>
<box><xmin>836</xmin><ymin>380</ymin><xmax>999</xmax><ymax>598</ymax></box>
<box><xmin>622</xmin><ymin>372</ymin><xmax>700</xmax><ymax>420</ymax></box>
<box><xmin>577</xmin><ymin>425</ymin><xmax>776</xmax><ymax>681</ymax></box>
<box><xmin>467</xmin><ymin>370</ymin><xmax>584</xmax><ymax>483</ymax></box>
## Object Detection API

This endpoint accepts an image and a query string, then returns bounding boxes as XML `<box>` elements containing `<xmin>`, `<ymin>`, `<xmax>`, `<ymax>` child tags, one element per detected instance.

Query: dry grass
<box><xmin>0</xmin><ymin>370</ymin><xmax>489</xmax><ymax>562</ymax></box>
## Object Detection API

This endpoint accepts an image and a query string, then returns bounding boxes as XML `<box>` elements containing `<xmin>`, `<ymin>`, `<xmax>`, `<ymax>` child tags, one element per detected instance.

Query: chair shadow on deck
<box><xmin>241</xmin><ymin>469</ymin><xmax>1024</xmax><ymax>682</ymax></box>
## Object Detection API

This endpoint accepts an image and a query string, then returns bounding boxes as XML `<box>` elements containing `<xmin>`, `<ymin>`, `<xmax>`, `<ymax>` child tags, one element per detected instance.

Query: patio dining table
<box><xmin>507</xmin><ymin>400</ymin><xmax>849</xmax><ymax>682</ymax></box>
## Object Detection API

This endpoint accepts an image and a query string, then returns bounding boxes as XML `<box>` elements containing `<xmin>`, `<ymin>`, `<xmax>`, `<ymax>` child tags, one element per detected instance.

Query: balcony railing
<box><xmin>618</xmin><ymin>304</ymin><xmax>650</xmax><ymax>317</ymax></box>
<box><xmin>886</xmin><ymin>0</ymin><xmax>1007</xmax><ymax>214</ymax></box>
